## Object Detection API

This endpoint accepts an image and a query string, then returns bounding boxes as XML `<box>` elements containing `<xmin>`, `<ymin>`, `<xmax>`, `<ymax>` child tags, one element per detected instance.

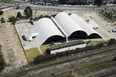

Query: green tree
<box><xmin>0</xmin><ymin>44</ymin><xmax>6</xmax><ymax>71</ymax></box>
<box><xmin>94</xmin><ymin>0</ymin><xmax>103</xmax><ymax>6</ymax></box>
<box><xmin>113</xmin><ymin>0</ymin><xmax>116</xmax><ymax>4</ymax></box>
<box><xmin>108</xmin><ymin>38</ymin><xmax>116</xmax><ymax>46</ymax></box>
<box><xmin>9</xmin><ymin>16</ymin><xmax>17</xmax><ymax>25</ymax></box>
<box><xmin>24</xmin><ymin>6</ymin><xmax>33</xmax><ymax>18</ymax></box>
<box><xmin>30</xmin><ymin>17</ymin><xmax>33</xmax><ymax>20</ymax></box>
<box><xmin>73</xmin><ymin>0</ymin><xmax>78</xmax><ymax>5</ymax></box>
<box><xmin>0</xmin><ymin>10</ymin><xmax>4</xmax><ymax>15</ymax></box>
<box><xmin>1</xmin><ymin>17</ymin><xmax>5</xmax><ymax>23</ymax></box>
<box><xmin>96</xmin><ymin>42</ymin><xmax>104</xmax><ymax>48</ymax></box>
<box><xmin>17</xmin><ymin>12</ymin><xmax>22</xmax><ymax>19</ymax></box>
<box><xmin>113</xmin><ymin>56</ymin><xmax>116</xmax><ymax>61</ymax></box>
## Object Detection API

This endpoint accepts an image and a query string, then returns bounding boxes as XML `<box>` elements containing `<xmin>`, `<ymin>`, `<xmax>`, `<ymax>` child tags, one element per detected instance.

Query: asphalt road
<box><xmin>0</xmin><ymin>2</ymin><xmax>116</xmax><ymax>11</ymax></box>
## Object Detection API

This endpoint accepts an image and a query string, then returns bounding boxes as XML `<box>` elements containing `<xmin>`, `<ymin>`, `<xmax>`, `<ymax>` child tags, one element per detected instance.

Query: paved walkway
<box><xmin>38</xmin><ymin>46</ymin><xmax>44</xmax><ymax>54</ymax></box>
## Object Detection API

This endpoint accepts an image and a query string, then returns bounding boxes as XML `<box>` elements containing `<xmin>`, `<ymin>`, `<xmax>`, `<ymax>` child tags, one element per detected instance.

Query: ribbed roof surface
<box><xmin>54</xmin><ymin>12</ymin><xmax>86</xmax><ymax>36</ymax></box>
<box><xmin>89</xmin><ymin>20</ymin><xmax>99</xmax><ymax>28</ymax></box>
<box><xmin>70</xmin><ymin>14</ymin><xmax>98</xmax><ymax>36</ymax></box>
<box><xmin>32</xmin><ymin>18</ymin><xmax>64</xmax><ymax>46</ymax></box>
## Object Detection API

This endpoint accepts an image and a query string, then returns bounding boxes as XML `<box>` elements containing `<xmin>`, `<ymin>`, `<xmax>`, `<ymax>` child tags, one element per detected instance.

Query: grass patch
<box><xmin>92</xmin><ymin>41</ymin><xmax>104</xmax><ymax>44</ymax></box>
<box><xmin>84</xmin><ymin>40</ymin><xmax>104</xmax><ymax>45</ymax></box>
<box><xmin>40</xmin><ymin>44</ymin><xmax>50</xmax><ymax>53</ymax></box>
<box><xmin>25</xmin><ymin>48</ymin><xmax>40</xmax><ymax>63</ymax></box>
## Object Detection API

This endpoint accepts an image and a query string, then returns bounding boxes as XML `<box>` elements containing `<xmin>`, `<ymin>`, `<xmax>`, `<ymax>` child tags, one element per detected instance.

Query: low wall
<box><xmin>51</xmin><ymin>43</ymin><xmax>86</xmax><ymax>54</ymax></box>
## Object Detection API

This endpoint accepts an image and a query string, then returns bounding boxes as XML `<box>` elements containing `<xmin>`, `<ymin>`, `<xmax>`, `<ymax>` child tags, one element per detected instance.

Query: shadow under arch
<box><xmin>42</xmin><ymin>35</ymin><xmax>65</xmax><ymax>45</ymax></box>
<box><xmin>89</xmin><ymin>33</ymin><xmax>102</xmax><ymax>38</ymax></box>
<box><xmin>69</xmin><ymin>31</ymin><xmax>88</xmax><ymax>39</ymax></box>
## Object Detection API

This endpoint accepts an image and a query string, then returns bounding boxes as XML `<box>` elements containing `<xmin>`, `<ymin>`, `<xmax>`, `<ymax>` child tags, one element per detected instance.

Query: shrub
<box><xmin>34</xmin><ymin>46</ymin><xmax>96</xmax><ymax>64</ymax></box>
<box><xmin>1</xmin><ymin>17</ymin><xmax>5</xmax><ymax>23</ymax></box>
<box><xmin>0</xmin><ymin>44</ymin><xmax>2</xmax><ymax>49</ymax></box>
<box><xmin>0</xmin><ymin>56</ymin><xmax>6</xmax><ymax>70</ymax></box>
<box><xmin>113</xmin><ymin>56</ymin><xmax>116</xmax><ymax>61</ymax></box>
<box><xmin>0</xmin><ymin>44</ymin><xmax>6</xmax><ymax>71</ymax></box>
<box><xmin>30</xmin><ymin>17</ymin><xmax>33</xmax><ymax>20</ymax></box>
<box><xmin>108</xmin><ymin>38</ymin><xmax>116</xmax><ymax>46</ymax></box>
<box><xmin>9</xmin><ymin>16</ymin><xmax>17</xmax><ymax>25</ymax></box>
<box><xmin>0</xmin><ymin>10</ymin><xmax>3</xmax><ymax>15</ymax></box>
<box><xmin>99</xmin><ymin>9</ymin><xmax>116</xmax><ymax>22</ymax></box>
<box><xmin>17</xmin><ymin>12</ymin><xmax>22</xmax><ymax>19</ymax></box>
<box><xmin>24</xmin><ymin>6</ymin><xmax>33</xmax><ymax>18</ymax></box>
<box><xmin>96</xmin><ymin>42</ymin><xmax>104</xmax><ymax>48</ymax></box>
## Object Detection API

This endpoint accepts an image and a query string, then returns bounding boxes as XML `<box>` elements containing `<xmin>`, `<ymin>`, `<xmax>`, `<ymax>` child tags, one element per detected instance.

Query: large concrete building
<box><xmin>31</xmin><ymin>12</ymin><xmax>102</xmax><ymax>46</ymax></box>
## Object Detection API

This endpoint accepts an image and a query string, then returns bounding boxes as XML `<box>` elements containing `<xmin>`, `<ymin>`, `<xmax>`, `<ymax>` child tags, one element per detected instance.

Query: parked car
<box><xmin>112</xmin><ymin>28</ymin><xmax>116</xmax><ymax>32</ymax></box>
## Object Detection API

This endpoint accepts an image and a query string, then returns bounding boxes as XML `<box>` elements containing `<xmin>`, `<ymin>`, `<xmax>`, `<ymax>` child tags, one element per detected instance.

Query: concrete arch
<box><xmin>89</xmin><ymin>33</ymin><xmax>102</xmax><ymax>38</ymax></box>
<box><xmin>43</xmin><ymin>35</ymin><xmax>65</xmax><ymax>45</ymax></box>
<box><xmin>69</xmin><ymin>30</ymin><xmax>88</xmax><ymax>39</ymax></box>
<box><xmin>54</xmin><ymin>12</ymin><xmax>85</xmax><ymax>37</ymax></box>
<box><xmin>32</xmin><ymin>18</ymin><xmax>65</xmax><ymax>46</ymax></box>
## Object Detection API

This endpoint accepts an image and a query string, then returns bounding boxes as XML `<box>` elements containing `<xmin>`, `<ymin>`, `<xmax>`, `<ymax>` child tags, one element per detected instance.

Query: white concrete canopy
<box><xmin>70</xmin><ymin>14</ymin><xmax>99</xmax><ymax>36</ymax></box>
<box><xmin>89</xmin><ymin>20</ymin><xmax>99</xmax><ymax>29</ymax></box>
<box><xmin>31</xmin><ymin>12</ymin><xmax>102</xmax><ymax>46</ymax></box>
<box><xmin>32</xmin><ymin>18</ymin><xmax>65</xmax><ymax>46</ymax></box>
<box><xmin>54</xmin><ymin>12</ymin><xmax>86</xmax><ymax>37</ymax></box>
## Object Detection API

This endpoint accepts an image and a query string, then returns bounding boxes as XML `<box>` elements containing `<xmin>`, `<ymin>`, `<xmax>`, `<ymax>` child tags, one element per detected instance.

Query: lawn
<box><xmin>25</xmin><ymin>47</ymin><xmax>40</xmax><ymax>63</ymax></box>
<box><xmin>84</xmin><ymin>40</ymin><xmax>105</xmax><ymax>45</ymax></box>
<box><xmin>40</xmin><ymin>44</ymin><xmax>50</xmax><ymax>53</ymax></box>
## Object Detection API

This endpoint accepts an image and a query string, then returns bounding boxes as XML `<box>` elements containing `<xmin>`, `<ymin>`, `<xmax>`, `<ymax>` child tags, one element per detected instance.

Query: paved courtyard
<box><xmin>79</xmin><ymin>12</ymin><xmax>116</xmax><ymax>40</ymax></box>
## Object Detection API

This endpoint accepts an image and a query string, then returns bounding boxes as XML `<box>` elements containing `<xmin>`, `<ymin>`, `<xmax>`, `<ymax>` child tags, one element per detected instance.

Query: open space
<box><xmin>25</xmin><ymin>47</ymin><xmax>40</xmax><ymax>63</ymax></box>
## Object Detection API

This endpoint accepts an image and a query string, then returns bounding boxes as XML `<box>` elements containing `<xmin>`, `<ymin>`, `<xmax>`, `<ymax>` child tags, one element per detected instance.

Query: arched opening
<box><xmin>89</xmin><ymin>33</ymin><xmax>101</xmax><ymax>38</ymax></box>
<box><xmin>69</xmin><ymin>31</ymin><xmax>88</xmax><ymax>39</ymax></box>
<box><xmin>42</xmin><ymin>35</ymin><xmax>65</xmax><ymax>45</ymax></box>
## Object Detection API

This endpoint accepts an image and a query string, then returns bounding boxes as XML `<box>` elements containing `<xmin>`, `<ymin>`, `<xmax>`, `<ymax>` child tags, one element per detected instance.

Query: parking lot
<box><xmin>79</xmin><ymin>12</ymin><xmax>116</xmax><ymax>40</ymax></box>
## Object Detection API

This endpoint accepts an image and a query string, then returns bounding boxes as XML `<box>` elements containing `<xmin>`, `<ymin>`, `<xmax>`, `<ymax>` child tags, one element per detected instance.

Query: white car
<box><xmin>112</xmin><ymin>28</ymin><xmax>116</xmax><ymax>32</ymax></box>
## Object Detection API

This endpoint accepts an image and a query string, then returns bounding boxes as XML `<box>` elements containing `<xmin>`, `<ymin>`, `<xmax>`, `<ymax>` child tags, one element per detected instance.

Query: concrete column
<box><xmin>66</xmin><ymin>36</ymin><xmax>69</xmax><ymax>42</ymax></box>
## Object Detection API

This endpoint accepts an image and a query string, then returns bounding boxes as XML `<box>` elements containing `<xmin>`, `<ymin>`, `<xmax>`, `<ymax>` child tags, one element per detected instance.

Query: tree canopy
<box><xmin>9</xmin><ymin>16</ymin><xmax>17</xmax><ymax>25</ymax></box>
<box><xmin>24</xmin><ymin>6</ymin><xmax>33</xmax><ymax>18</ymax></box>
<box><xmin>17</xmin><ymin>12</ymin><xmax>22</xmax><ymax>19</ymax></box>
<box><xmin>94</xmin><ymin>0</ymin><xmax>103</xmax><ymax>6</ymax></box>
<box><xmin>0</xmin><ymin>10</ymin><xmax>4</xmax><ymax>15</ymax></box>
<box><xmin>0</xmin><ymin>44</ymin><xmax>6</xmax><ymax>71</ymax></box>
<box><xmin>1</xmin><ymin>17</ymin><xmax>5</xmax><ymax>23</ymax></box>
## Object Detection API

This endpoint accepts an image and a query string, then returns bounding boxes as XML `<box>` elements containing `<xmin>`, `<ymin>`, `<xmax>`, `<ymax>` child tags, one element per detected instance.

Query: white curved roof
<box><xmin>32</xmin><ymin>18</ymin><xmax>64</xmax><ymax>46</ymax></box>
<box><xmin>54</xmin><ymin>12</ymin><xmax>86</xmax><ymax>36</ymax></box>
<box><xmin>70</xmin><ymin>14</ymin><xmax>99</xmax><ymax>36</ymax></box>
<box><xmin>51</xmin><ymin>17</ymin><xmax>68</xmax><ymax>37</ymax></box>
<box><xmin>89</xmin><ymin>20</ymin><xmax>99</xmax><ymax>28</ymax></box>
